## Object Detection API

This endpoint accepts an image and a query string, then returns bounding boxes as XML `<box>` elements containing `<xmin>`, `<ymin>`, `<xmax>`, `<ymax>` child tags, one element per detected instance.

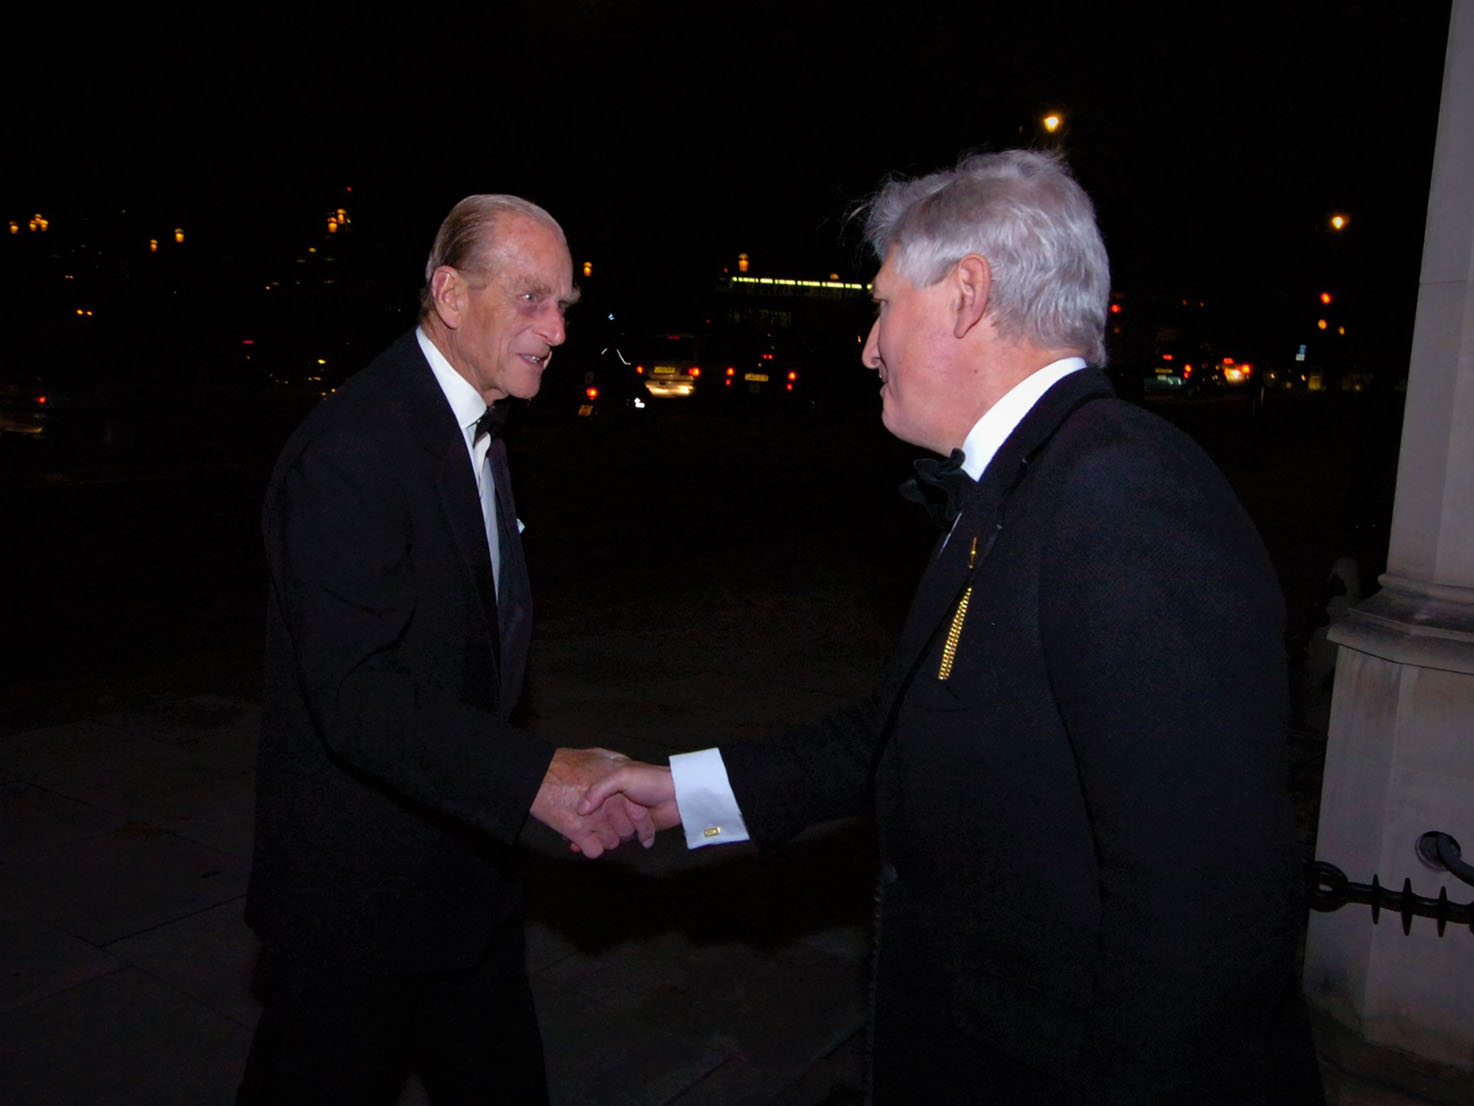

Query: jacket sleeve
<box><xmin>1039</xmin><ymin>434</ymin><xmax>1302</xmax><ymax>1100</ymax></box>
<box><xmin>718</xmin><ymin>687</ymin><xmax>887</xmax><ymax>847</ymax></box>
<box><xmin>264</xmin><ymin>422</ymin><xmax>554</xmax><ymax>845</ymax></box>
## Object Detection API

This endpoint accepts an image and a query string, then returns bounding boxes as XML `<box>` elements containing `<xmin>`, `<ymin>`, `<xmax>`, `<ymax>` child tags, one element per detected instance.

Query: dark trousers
<box><xmin>237</xmin><ymin>936</ymin><xmax>547</xmax><ymax>1106</ymax></box>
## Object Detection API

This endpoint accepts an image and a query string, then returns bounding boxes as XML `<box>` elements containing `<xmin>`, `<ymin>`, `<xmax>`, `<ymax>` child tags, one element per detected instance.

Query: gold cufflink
<box><xmin>703</xmin><ymin>826</ymin><xmax>721</xmax><ymax>838</ymax></box>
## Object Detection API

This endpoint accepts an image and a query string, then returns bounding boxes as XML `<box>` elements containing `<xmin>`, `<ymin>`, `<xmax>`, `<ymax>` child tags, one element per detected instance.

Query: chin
<box><xmin>879</xmin><ymin>404</ymin><xmax>906</xmax><ymax>442</ymax></box>
<box><xmin>507</xmin><ymin>372</ymin><xmax>545</xmax><ymax>401</ymax></box>
<box><xmin>880</xmin><ymin>409</ymin><xmax>930</xmax><ymax>451</ymax></box>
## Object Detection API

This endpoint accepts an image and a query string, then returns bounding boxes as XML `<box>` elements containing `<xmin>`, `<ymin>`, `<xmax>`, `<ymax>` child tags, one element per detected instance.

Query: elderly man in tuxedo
<box><xmin>585</xmin><ymin>151</ymin><xmax>1305</xmax><ymax>1104</ymax></box>
<box><xmin>239</xmin><ymin>194</ymin><xmax>653</xmax><ymax>1105</ymax></box>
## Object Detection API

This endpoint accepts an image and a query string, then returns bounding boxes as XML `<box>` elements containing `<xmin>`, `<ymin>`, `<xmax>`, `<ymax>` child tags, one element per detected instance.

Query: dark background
<box><xmin>2</xmin><ymin>3</ymin><xmax>1454</xmax><ymax>355</ymax></box>
<box><xmin>0</xmin><ymin>2</ymin><xmax>1456</xmax><ymax>716</ymax></box>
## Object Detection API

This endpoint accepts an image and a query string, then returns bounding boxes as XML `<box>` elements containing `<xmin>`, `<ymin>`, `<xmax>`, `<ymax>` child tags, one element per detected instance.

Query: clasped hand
<box><xmin>530</xmin><ymin>748</ymin><xmax>679</xmax><ymax>858</ymax></box>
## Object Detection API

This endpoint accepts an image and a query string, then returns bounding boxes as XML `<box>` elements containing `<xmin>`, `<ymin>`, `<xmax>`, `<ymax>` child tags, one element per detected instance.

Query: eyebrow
<box><xmin>517</xmin><ymin>276</ymin><xmax>581</xmax><ymax>309</ymax></box>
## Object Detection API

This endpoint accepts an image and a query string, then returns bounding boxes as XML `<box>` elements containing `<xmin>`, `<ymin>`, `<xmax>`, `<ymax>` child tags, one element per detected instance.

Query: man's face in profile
<box><xmin>862</xmin><ymin>248</ymin><xmax>956</xmax><ymax>453</ymax></box>
<box><xmin>441</xmin><ymin>213</ymin><xmax>576</xmax><ymax>403</ymax></box>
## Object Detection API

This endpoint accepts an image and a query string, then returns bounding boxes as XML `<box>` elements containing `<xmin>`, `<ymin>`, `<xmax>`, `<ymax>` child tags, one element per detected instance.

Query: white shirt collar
<box><xmin>416</xmin><ymin>326</ymin><xmax>486</xmax><ymax>443</ymax></box>
<box><xmin>959</xmin><ymin>357</ymin><xmax>1088</xmax><ymax>480</ymax></box>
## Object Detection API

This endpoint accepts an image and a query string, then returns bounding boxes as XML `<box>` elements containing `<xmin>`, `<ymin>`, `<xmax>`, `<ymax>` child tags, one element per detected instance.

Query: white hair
<box><xmin>862</xmin><ymin>150</ymin><xmax>1110</xmax><ymax>365</ymax></box>
<box><xmin>419</xmin><ymin>194</ymin><xmax>565</xmax><ymax>317</ymax></box>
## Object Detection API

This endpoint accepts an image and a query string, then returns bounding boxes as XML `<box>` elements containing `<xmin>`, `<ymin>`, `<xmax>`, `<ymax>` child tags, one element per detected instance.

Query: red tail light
<box><xmin>585</xmin><ymin>387</ymin><xmax>599</xmax><ymax>400</ymax></box>
<box><xmin>786</xmin><ymin>371</ymin><xmax>797</xmax><ymax>382</ymax></box>
<box><xmin>725</xmin><ymin>366</ymin><xmax>735</xmax><ymax>377</ymax></box>
<box><xmin>36</xmin><ymin>395</ymin><xmax>47</xmax><ymax>405</ymax></box>
<box><xmin>688</xmin><ymin>366</ymin><xmax>701</xmax><ymax>378</ymax></box>
<box><xmin>635</xmin><ymin>365</ymin><xmax>645</xmax><ymax>374</ymax></box>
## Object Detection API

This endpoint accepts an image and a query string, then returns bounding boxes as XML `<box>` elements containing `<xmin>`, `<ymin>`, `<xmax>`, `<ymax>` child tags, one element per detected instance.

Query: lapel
<box><xmin>390</xmin><ymin>333</ymin><xmax>501</xmax><ymax>667</ymax></box>
<box><xmin>895</xmin><ymin>368</ymin><xmax>1115</xmax><ymax>678</ymax></box>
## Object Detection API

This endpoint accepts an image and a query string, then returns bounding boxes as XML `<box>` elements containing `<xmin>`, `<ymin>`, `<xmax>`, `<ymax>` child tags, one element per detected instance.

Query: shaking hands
<box><xmin>530</xmin><ymin>748</ymin><xmax>680</xmax><ymax>858</ymax></box>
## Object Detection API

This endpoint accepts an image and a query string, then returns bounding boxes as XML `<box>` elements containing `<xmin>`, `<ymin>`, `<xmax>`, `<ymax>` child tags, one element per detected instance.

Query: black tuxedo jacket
<box><xmin>246</xmin><ymin>331</ymin><xmax>552</xmax><ymax>972</ymax></box>
<box><xmin>723</xmin><ymin>370</ymin><xmax>1303</xmax><ymax>1103</ymax></box>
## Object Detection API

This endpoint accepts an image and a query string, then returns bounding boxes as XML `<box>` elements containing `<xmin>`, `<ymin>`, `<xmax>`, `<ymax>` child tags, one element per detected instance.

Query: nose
<box><xmin>538</xmin><ymin>303</ymin><xmax>567</xmax><ymax>347</ymax></box>
<box><xmin>861</xmin><ymin>319</ymin><xmax>881</xmax><ymax>370</ymax></box>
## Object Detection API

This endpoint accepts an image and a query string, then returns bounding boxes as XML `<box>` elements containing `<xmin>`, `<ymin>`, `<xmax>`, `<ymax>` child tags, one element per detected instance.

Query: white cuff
<box><xmin>669</xmin><ymin>748</ymin><xmax>750</xmax><ymax>849</ymax></box>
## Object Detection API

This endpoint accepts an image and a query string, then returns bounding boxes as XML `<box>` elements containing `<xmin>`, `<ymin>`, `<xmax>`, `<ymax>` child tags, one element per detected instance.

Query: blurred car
<box><xmin>524</xmin><ymin>333</ymin><xmax>650</xmax><ymax>421</ymax></box>
<box><xmin>635</xmin><ymin>333</ymin><xmax>704</xmax><ymax>399</ymax></box>
<box><xmin>571</xmin><ymin>344</ymin><xmax>650</xmax><ymax>418</ymax></box>
<box><xmin>0</xmin><ymin>371</ymin><xmax>49</xmax><ymax>437</ymax></box>
<box><xmin>0</xmin><ymin>325</ymin><xmax>145</xmax><ymax>453</ymax></box>
<box><xmin>1212</xmin><ymin>357</ymin><xmax>1255</xmax><ymax>387</ymax></box>
<box><xmin>1264</xmin><ymin>366</ymin><xmax>1311</xmax><ymax>391</ymax></box>
<box><xmin>1</xmin><ymin>318</ymin><xmax>280</xmax><ymax>467</ymax></box>
<box><xmin>713</xmin><ymin>335</ymin><xmax>805</xmax><ymax>411</ymax></box>
<box><xmin>1141</xmin><ymin>355</ymin><xmax>1201</xmax><ymax>393</ymax></box>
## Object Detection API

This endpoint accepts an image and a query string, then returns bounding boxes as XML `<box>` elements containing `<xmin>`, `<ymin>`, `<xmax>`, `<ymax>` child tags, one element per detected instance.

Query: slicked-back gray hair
<box><xmin>419</xmin><ymin>194</ymin><xmax>566</xmax><ymax>317</ymax></box>
<box><xmin>862</xmin><ymin>150</ymin><xmax>1110</xmax><ymax>365</ymax></box>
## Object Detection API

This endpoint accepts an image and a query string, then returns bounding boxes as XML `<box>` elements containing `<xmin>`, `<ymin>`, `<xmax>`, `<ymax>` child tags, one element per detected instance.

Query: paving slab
<box><xmin>0</xmin><ymin>905</ymin><xmax>125</xmax><ymax>1015</ymax></box>
<box><xmin>105</xmin><ymin>899</ymin><xmax>261</xmax><ymax>1028</ymax></box>
<box><xmin>0</xmin><ymin>779</ymin><xmax>120</xmax><ymax>864</ymax></box>
<box><xmin>536</xmin><ymin>987</ymin><xmax>729</xmax><ymax>1106</ymax></box>
<box><xmin>0</xmin><ymin>719</ymin><xmax>176</xmax><ymax>789</ymax></box>
<box><xmin>1</xmin><ymin>825</ymin><xmax>248</xmax><ymax>946</ymax></box>
<box><xmin>0</xmin><ymin>967</ymin><xmax>251</xmax><ymax>1106</ymax></box>
<box><xmin>57</xmin><ymin>758</ymin><xmax>253</xmax><ymax>829</ymax></box>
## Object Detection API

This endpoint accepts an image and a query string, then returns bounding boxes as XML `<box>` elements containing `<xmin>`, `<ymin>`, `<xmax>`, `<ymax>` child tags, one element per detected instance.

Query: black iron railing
<box><xmin>1308</xmin><ymin>831</ymin><xmax>1474</xmax><ymax>936</ymax></box>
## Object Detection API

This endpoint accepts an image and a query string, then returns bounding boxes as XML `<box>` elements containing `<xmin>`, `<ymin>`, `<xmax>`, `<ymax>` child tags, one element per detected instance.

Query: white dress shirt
<box><xmin>417</xmin><ymin>327</ymin><xmax>506</xmax><ymax>590</ymax></box>
<box><xmin>670</xmin><ymin>356</ymin><xmax>1089</xmax><ymax>848</ymax></box>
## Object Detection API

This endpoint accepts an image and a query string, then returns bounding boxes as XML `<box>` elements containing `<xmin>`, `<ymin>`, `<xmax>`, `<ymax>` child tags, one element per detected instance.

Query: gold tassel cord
<box><xmin>937</xmin><ymin>584</ymin><xmax>972</xmax><ymax>680</ymax></box>
<box><xmin>937</xmin><ymin>537</ymin><xmax>979</xmax><ymax>681</ymax></box>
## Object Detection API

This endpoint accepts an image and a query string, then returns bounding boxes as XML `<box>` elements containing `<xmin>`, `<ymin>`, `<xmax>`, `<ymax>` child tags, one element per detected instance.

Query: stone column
<box><xmin>1304</xmin><ymin>0</ymin><xmax>1474</xmax><ymax>1094</ymax></box>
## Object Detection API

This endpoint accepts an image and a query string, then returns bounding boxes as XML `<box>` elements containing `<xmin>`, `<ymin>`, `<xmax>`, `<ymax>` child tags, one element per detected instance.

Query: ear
<box><xmin>952</xmin><ymin>254</ymin><xmax>991</xmax><ymax>340</ymax></box>
<box><xmin>429</xmin><ymin>265</ymin><xmax>464</xmax><ymax>329</ymax></box>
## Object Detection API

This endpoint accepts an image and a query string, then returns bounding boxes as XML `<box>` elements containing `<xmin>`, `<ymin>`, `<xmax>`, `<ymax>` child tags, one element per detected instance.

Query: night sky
<box><xmin>4</xmin><ymin>2</ymin><xmax>1454</xmax><ymax>364</ymax></box>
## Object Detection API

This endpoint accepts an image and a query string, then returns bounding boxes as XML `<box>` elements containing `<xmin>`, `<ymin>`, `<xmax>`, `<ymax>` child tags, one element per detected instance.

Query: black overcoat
<box><xmin>723</xmin><ymin>369</ymin><xmax>1303</xmax><ymax>1103</ymax></box>
<box><xmin>246</xmin><ymin>331</ymin><xmax>551</xmax><ymax>972</ymax></box>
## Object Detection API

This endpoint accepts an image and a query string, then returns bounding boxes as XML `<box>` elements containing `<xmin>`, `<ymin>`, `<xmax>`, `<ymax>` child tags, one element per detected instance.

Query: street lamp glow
<box><xmin>1330</xmin><ymin>214</ymin><xmax>1348</xmax><ymax>231</ymax></box>
<box><xmin>1042</xmin><ymin>113</ymin><xmax>1063</xmax><ymax>134</ymax></box>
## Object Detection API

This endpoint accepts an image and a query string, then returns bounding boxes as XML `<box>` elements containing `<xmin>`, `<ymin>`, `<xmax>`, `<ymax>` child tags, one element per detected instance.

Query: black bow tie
<box><xmin>474</xmin><ymin>402</ymin><xmax>510</xmax><ymax>442</ymax></box>
<box><xmin>900</xmin><ymin>449</ymin><xmax>974</xmax><ymax>528</ymax></box>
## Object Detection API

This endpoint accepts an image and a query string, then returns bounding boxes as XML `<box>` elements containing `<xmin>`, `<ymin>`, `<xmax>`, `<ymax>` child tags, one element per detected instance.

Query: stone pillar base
<box><xmin>1312</xmin><ymin>1007</ymin><xmax>1474</xmax><ymax>1106</ymax></box>
<box><xmin>1304</xmin><ymin>590</ymin><xmax>1474</xmax><ymax>1084</ymax></box>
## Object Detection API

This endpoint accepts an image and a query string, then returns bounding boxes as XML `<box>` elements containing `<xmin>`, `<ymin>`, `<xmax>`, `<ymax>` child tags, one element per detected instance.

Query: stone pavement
<box><xmin>0</xmin><ymin>553</ymin><xmax>888</xmax><ymax>1106</ymax></box>
<box><xmin>2</xmin><ymin>400</ymin><xmax>1460</xmax><ymax>1105</ymax></box>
